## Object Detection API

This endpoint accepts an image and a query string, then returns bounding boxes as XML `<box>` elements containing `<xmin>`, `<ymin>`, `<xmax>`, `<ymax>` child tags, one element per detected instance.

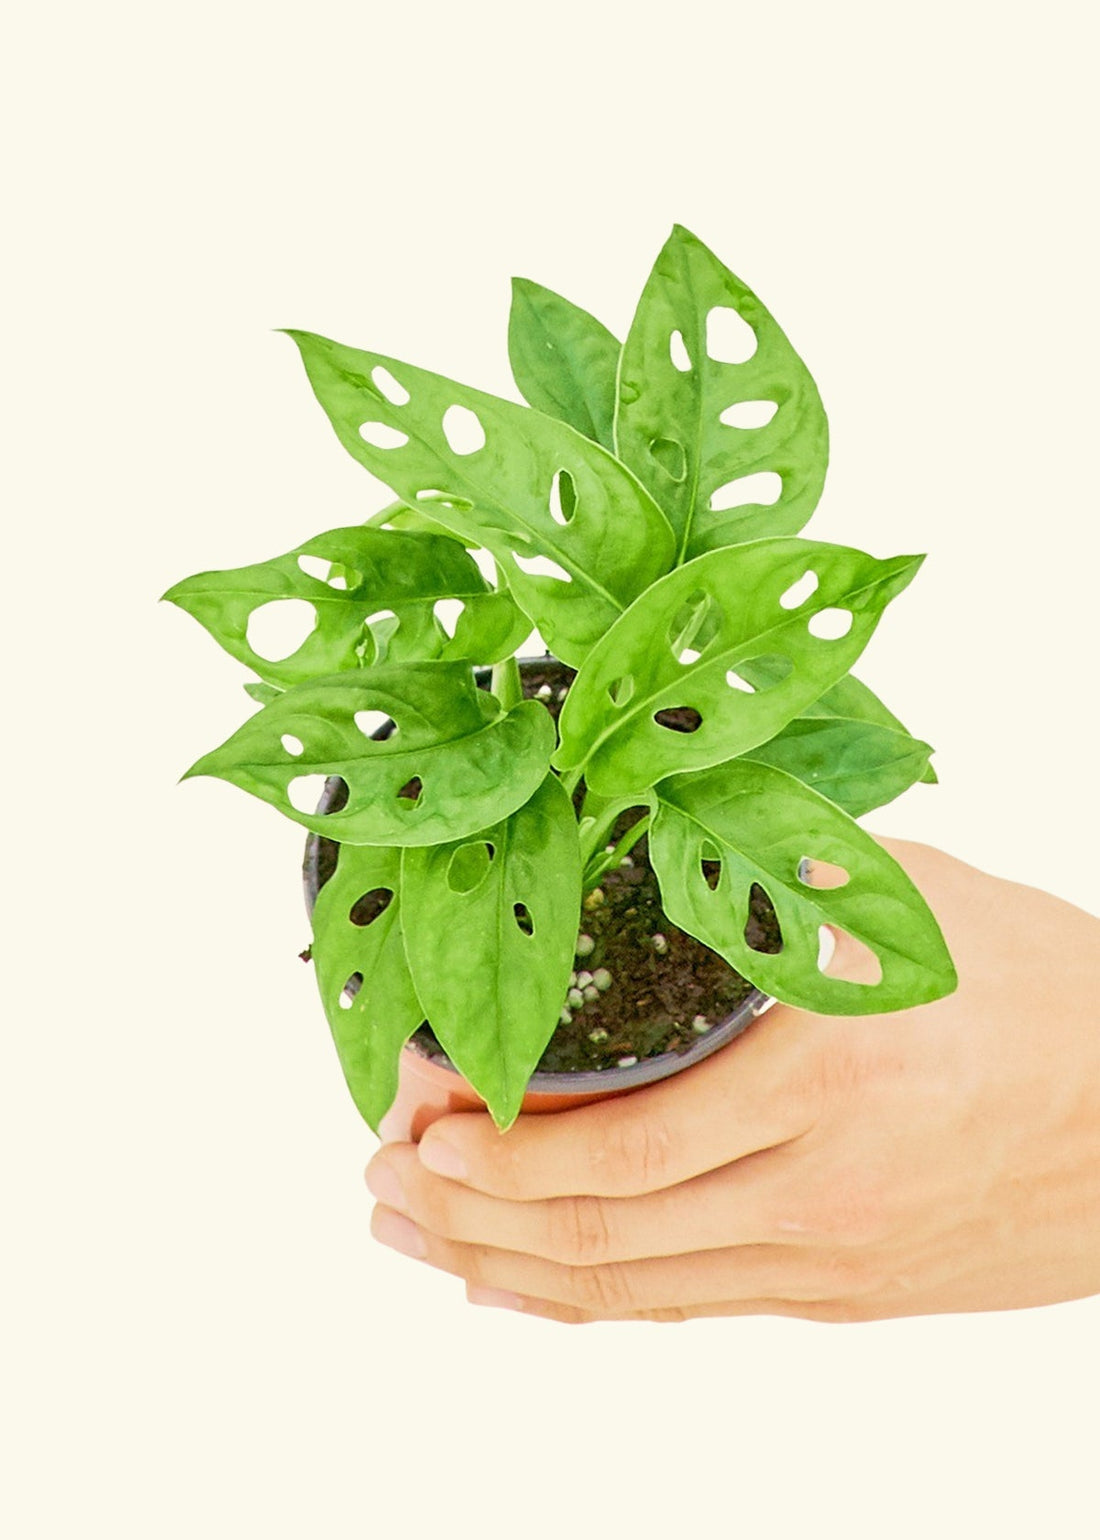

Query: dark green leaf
<box><xmin>555</xmin><ymin>538</ymin><xmax>923</xmax><ymax>796</ymax></box>
<box><xmin>743</xmin><ymin>716</ymin><xmax>935</xmax><ymax>816</ymax></box>
<box><xmin>508</xmin><ymin>278</ymin><xmax>620</xmax><ymax>449</ymax></box>
<box><xmin>310</xmin><ymin>844</ymin><xmax>423</xmax><ymax>1133</ymax></box>
<box><xmin>183</xmin><ymin>662</ymin><xmax>555</xmax><ymax>847</ymax></box>
<box><xmin>650</xmin><ymin>761</ymin><xmax>957</xmax><ymax>1014</ymax></box>
<box><xmin>284</xmin><ymin>329</ymin><xmax>675</xmax><ymax>667</ymax></box>
<box><xmin>163</xmin><ymin>525</ymin><xmax>528</xmax><ymax>684</ymax></box>
<box><xmin>616</xmin><ymin>225</ymin><xmax>828</xmax><ymax>561</ymax></box>
<box><xmin>402</xmin><ymin>774</ymin><xmax>582</xmax><ymax>1130</ymax></box>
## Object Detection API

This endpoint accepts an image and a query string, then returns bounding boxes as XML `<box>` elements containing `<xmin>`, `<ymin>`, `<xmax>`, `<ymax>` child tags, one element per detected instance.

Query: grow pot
<box><xmin>301</xmin><ymin>657</ymin><xmax>781</xmax><ymax>1141</ymax></box>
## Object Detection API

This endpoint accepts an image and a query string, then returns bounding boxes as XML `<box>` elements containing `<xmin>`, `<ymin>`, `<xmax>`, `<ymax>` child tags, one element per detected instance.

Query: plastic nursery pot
<box><xmin>300</xmin><ymin>656</ymin><xmax>779</xmax><ymax>1142</ymax></box>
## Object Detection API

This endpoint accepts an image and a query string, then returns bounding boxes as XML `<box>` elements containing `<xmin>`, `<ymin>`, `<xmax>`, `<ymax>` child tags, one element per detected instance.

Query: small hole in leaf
<box><xmin>700</xmin><ymin>841</ymin><xmax>722</xmax><ymax>891</ymax></box>
<box><xmin>654</xmin><ymin>707</ymin><xmax>702</xmax><ymax>734</ymax></box>
<box><xmin>372</xmin><ymin>365</ymin><xmax>410</xmax><ymax>405</ymax></box>
<box><xmin>433</xmin><ymin>598</ymin><xmax>465</xmax><ymax>639</ymax></box>
<box><xmin>549</xmin><ymin>469</ymin><xmax>577</xmax><ymax>526</ymax></box>
<box><xmin>287</xmin><ymin>774</ymin><xmax>330</xmax><ymax>814</ymax></box>
<box><xmin>339</xmin><ymin>972</ymin><xmax>363</xmax><ymax>1009</ymax></box>
<box><xmin>441</xmin><ymin>404</ymin><xmax>486</xmax><ymax>455</ymax></box>
<box><xmin>512</xmin><ymin>551</ymin><xmax>572</xmax><ymax>583</ymax></box>
<box><xmin>447</xmin><ymin>841</ymin><xmax>496</xmax><ymax>893</ymax></box>
<box><xmin>744</xmin><ymin>883</ymin><xmax>782</xmax><ymax>954</ymax></box>
<box><xmin>720</xmin><ymin>399</ymin><xmax>778</xmax><ymax>429</ymax></box>
<box><xmin>354</xmin><ymin>709</ymin><xmax>394</xmax><ymax>739</ymax></box>
<box><xmin>366</xmin><ymin>609</ymin><xmax>397</xmax><ymax>628</ymax></box>
<box><xmin>808</xmin><ymin>607</ymin><xmax>853</xmax><ymax>641</ymax></box>
<box><xmin>709</xmin><ymin>471</ymin><xmax>783</xmax><ymax>512</ymax></box>
<box><xmin>725</xmin><ymin>670</ymin><xmax>755</xmax><ymax>693</ymax></box>
<box><xmin>737</xmin><ymin>655</ymin><xmax>793</xmax><ymax>690</ymax></box>
<box><xmin>608</xmin><ymin>675</ymin><xmax>634</xmax><ymax>707</ymax></box>
<box><xmin>779</xmin><ymin>571</ymin><xmax>820</xmax><ymax>610</ymax></box>
<box><xmin>281</xmin><ymin>733</ymin><xmax>304</xmax><ymax>757</ymax></box>
<box><xmin>706</xmin><ymin>305</ymin><xmax>757</xmax><ymax>364</ymax></box>
<box><xmin>359</xmin><ymin>421</ymin><xmax>409</xmax><ymax>450</ymax></box>
<box><xmin>800</xmin><ymin>858</ymin><xmax>850</xmax><ymax>890</ymax></box>
<box><xmin>298</xmin><ymin>554</ymin><xmax>332</xmax><ymax>583</ymax></box>
<box><xmin>349</xmin><ymin>887</ymin><xmax>393</xmax><ymax>927</ymax></box>
<box><xmin>668</xmin><ymin>589</ymin><xmax>721</xmax><ymax>663</ymax></box>
<box><xmin>416</xmin><ymin>488</ymin><xmax>472</xmax><ymax>511</ymax></box>
<box><xmin>820</xmin><ymin>927</ymin><xmax>883</xmax><ymax>985</ymax></box>
<box><xmin>513</xmin><ymin>901</ymin><xmax>534</xmax><ymax>936</ymax></box>
<box><xmin>669</xmin><ymin>330</ymin><xmax>692</xmax><ymax>372</ymax></box>
<box><xmin>649</xmin><ymin>437</ymin><xmax>686</xmax><ymax>482</ymax></box>
<box><xmin>246</xmin><ymin>599</ymin><xmax>317</xmax><ymax>661</ymax></box>
<box><xmin>323</xmin><ymin>776</ymin><xmax>349</xmax><ymax>813</ymax></box>
<box><xmin>397</xmin><ymin>776</ymin><xmax>423</xmax><ymax>806</ymax></box>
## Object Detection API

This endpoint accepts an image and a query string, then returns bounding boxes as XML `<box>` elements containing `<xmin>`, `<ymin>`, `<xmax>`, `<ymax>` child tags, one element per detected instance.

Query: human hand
<box><xmin>365</xmin><ymin>839</ymin><xmax>1100</xmax><ymax>1323</ymax></box>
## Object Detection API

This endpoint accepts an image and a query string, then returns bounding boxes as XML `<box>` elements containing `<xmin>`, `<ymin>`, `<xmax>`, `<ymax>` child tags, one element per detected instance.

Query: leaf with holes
<box><xmin>555</xmin><ymin>538</ymin><xmax>923</xmax><ymax>795</ymax></box>
<box><xmin>649</xmin><ymin>761</ymin><xmax>957</xmax><ymax>1014</ymax></box>
<box><xmin>285</xmin><ymin>329</ymin><xmax>675</xmax><ymax>667</ymax></box>
<box><xmin>508</xmin><ymin>278</ymin><xmax>620</xmax><ymax>449</ymax></box>
<box><xmin>183</xmin><ymin>661</ymin><xmax>555</xmax><ymax>846</ymax></box>
<box><xmin>310</xmin><ymin>844</ymin><xmax>423</xmax><ymax>1132</ymax></box>
<box><xmin>743</xmin><ymin>716</ymin><xmax>935</xmax><ymax>817</ymax></box>
<box><xmin>401</xmin><ymin>774</ymin><xmax>582</xmax><ymax>1130</ymax></box>
<box><xmin>615</xmin><ymin>224</ymin><xmax>829</xmax><ymax>562</ymax></box>
<box><xmin>163</xmin><ymin>526</ymin><xmax>529</xmax><ymax>684</ymax></box>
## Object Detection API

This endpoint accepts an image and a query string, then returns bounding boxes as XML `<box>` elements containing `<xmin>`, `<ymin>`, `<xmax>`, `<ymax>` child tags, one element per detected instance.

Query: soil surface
<box><xmin>306</xmin><ymin>658</ymin><xmax>780</xmax><ymax>1075</ymax></box>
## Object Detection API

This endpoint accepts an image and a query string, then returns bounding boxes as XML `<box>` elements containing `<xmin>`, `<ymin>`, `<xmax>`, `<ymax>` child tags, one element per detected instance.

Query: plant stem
<box><xmin>491</xmin><ymin>654</ymin><xmax>523</xmax><ymax>709</ymax></box>
<box><xmin>582</xmin><ymin>811</ymin><xmax>650</xmax><ymax>890</ymax></box>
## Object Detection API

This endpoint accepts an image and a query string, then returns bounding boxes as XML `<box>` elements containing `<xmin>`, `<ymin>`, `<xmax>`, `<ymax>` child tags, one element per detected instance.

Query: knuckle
<box><xmin>546</xmin><ymin>1194</ymin><xmax>615</xmax><ymax>1266</ymax></box>
<box><xmin>568</xmin><ymin>1259</ymin><xmax>637</xmax><ymax>1315</ymax></box>
<box><xmin>597</xmin><ymin>1110</ymin><xmax>674</xmax><ymax>1193</ymax></box>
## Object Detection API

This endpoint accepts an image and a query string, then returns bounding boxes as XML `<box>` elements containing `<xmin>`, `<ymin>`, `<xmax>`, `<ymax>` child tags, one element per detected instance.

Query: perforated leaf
<box><xmin>555</xmin><ymin>538</ymin><xmax>923</xmax><ymax>795</ymax></box>
<box><xmin>162</xmin><ymin>525</ymin><xmax>528</xmax><ymax>684</ymax></box>
<box><xmin>650</xmin><ymin>762</ymin><xmax>957</xmax><ymax>1014</ymax></box>
<box><xmin>743</xmin><ymin>716</ymin><xmax>935</xmax><ymax>817</ymax></box>
<box><xmin>508</xmin><ymin>278</ymin><xmax>620</xmax><ymax>449</ymax></box>
<box><xmin>309</xmin><ymin>844</ymin><xmax>423</xmax><ymax>1133</ymax></box>
<box><xmin>183</xmin><ymin>662</ymin><xmax>555</xmax><ymax>847</ymax></box>
<box><xmin>615</xmin><ymin>225</ymin><xmax>829</xmax><ymax>561</ymax></box>
<box><xmin>401</xmin><ymin>775</ymin><xmax>581</xmax><ymax>1129</ymax></box>
<box><xmin>285</xmin><ymin>329</ymin><xmax>676</xmax><ymax>667</ymax></box>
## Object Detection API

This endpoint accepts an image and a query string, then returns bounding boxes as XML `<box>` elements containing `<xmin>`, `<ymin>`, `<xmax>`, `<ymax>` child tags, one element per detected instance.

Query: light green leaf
<box><xmin>650</xmin><ymin>761</ymin><xmax>957</xmax><ymax>1014</ymax></box>
<box><xmin>285</xmin><ymin>329</ymin><xmax>675</xmax><ymax>667</ymax></box>
<box><xmin>743</xmin><ymin>716</ymin><xmax>935</xmax><ymax>817</ymax></box>
<box><xmin>163</xmin><ymin>525</ymin><xmax>528</xmax><ymax>684</ymax></box>
<box><xmin>616</xmin><ymin>225</ymin><xmax>829</xmax><ymax>561</ymax></box>
<box><xmin>184</xmin><ymin>662</ymin><xmax>556</xmax><ymax>847</ymax></box>
<box><xmin>243</xmin><ymin>681</ymin><xmax>282</xmax><ymax>707</ymax></box>
<box><xmin>555</xmin><ymin>538</ymin><xmax>923</xmax><ymax>796</ymax></box>
<box><xmin>401</xmin><ymin>775</ymin><xmax>581</xmax><ymax>1130</ymax></box>
<box><xmin>809</xmin><ymin>673</ymin><xmax>938</xmax><ymax>785</ymax></box>
<box><xmin>310</xmin><ymin>844</ymin><xmax>423</xmax><ymax>1133</ymax></box>
<box><xmin>508</xmin><ymin>278</ymin><xmax>620</xmax><ymax>448</ymax></box>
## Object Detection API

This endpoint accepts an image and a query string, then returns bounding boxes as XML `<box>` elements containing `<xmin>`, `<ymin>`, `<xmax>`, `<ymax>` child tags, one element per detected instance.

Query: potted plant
<box><xmin>164</xmin><ymin>224</ymin><xmax>956</xmax><ymax>1140</ymax></box>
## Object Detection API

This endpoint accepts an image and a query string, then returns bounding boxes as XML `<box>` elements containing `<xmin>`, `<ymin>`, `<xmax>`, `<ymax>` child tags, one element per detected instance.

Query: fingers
<box><xmin>369</xmin><ymin>1201</ymin><xmax>866</xmax><ymax>1316</ymax></box>
<box><xmin>367</xmin><ymin>1141</ymin><xmax>814</xmax><ymax>1266</ymax></box>
<box><xmin>415</xmin><ymin>1007</ymin><xmax>823</xmax><ymax>1200</ymax></box>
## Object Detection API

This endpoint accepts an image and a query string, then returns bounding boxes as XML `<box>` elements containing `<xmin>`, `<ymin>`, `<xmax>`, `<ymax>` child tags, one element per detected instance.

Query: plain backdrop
<box><xmin>3</xmin><ymin>2</ymin><xmax>1098</xmax><ymax>1536</ymax></box>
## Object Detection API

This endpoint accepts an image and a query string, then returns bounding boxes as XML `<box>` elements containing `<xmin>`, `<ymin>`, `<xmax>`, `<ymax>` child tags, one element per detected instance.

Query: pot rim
<box><xmin>300</xmin><ymin>653</ymin><xmax>780</xmax><ymax>1098</ymax></box>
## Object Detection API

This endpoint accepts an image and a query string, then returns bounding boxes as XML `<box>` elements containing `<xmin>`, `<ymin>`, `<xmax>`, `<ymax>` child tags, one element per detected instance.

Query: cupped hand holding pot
<box><xmin>366</xmin><ymin>838</ymin><xmax>1100</xmax><ymax>1323</ymax></box>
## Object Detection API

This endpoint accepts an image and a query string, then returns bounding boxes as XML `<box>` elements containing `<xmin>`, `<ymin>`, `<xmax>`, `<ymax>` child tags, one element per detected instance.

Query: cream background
<box><xmin>4</xmin><ymin>2</ymin><xmax>1098</xmax><ymax>1536</ymax></box>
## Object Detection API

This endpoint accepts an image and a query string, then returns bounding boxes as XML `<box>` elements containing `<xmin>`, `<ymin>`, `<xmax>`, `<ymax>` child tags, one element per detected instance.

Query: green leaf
<box><xmin>743</xmin><ymin>716</ymin><xmax>935</xmax><ymax>817</ymax></box>
<box><xmin>649</xmin><ymin>761</ymin><xmax>957</xmax><ymax>1014</ymax></box>
<box><xmin>310</xmin><ymin>844</ymin><xmax>423</xmax><ymax>1133</ymax></box>
<box><xmin>508</xmin><ymin>278</ymin><xmax>620</xmax><ymax>449</ymax></box>
<box><xmin>163</xmin><ymin>525</ymin><xmax>528</xmax><ymax>684</ymax></box>
<box><xmin>183</xmin><ymin>662</ymin><xmax>556</xmax><ymax>847</ymax></box>
<box><xmin>284</xmin><ymin>329</ymin><xmax>676</xmax><ymax>667</ymax></box>
<box><xmin>555</xmin><ymin>538</ymin><xmax>923</xmax><ymax>796</ymax></box>
<box><xmin>615</xmin><ymin>225</ymin><xmax>829</xmax><ymax>561</ymax></box>
<box><xmin>244</xmin><ymin>681</ymin><xmax>282</xmax><ymax>706</ymax></box>
<box><xmin>810</xmin><ymin>673</ymin><xmax>938</xmax><ymax>785</ymax></box>
<box><xmin>402</xmin><ymin>774</ymin><xmax>582</xmax><ymax>1130</ymax></box>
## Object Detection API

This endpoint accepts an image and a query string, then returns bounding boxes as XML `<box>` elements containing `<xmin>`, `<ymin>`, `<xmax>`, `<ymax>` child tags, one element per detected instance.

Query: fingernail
<box><xmin>468</xmin><ymin>1286</ymin><xmax>524</xmax><ymax>1311</ymax></box>
<box><xmin>419</xmin><ymin>1139</ymin><xmax>467</xmax><ymax>1180</ymax></box>
<box><xmin>364</xmin><ymin>1161</ymin><xmax>408</xmax><ymax>1212</ymax></box>
<box><xmin>372</xmin><ymin>1208</ymin><xmax>427</xmax><ymax>1260</ymax></box>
